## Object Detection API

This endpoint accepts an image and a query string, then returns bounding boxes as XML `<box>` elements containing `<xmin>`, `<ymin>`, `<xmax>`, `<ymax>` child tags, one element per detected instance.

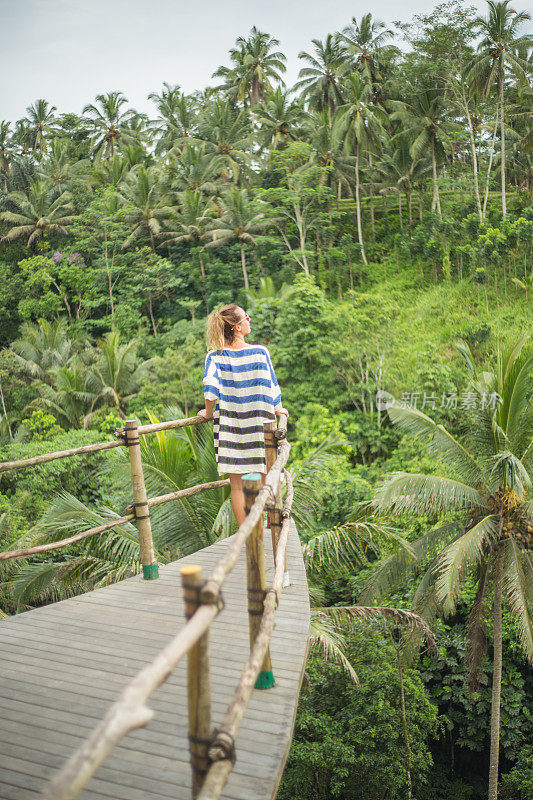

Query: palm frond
<box><xmin>502</xmin><ymin>538</ymin><xmax>533</xmax><ymax>664</ymax></box>
<box><xmin>374</xmin><ymin>473</ymin><xmax>483</xmax><ymax>516</ymax></box>
<box><xmin>465</xmin><ymin>562</ymin><xmax>490</xmax><ymax>693</ymax></box>
<box><xmin>434</xmin><ymin>515</ymin><xmax>500</xmax><ymax>615</ymax></box>
<box><xmin>309</xmin><ymin>608</ymin><xmax>359</xmax><ymax>684</ymax></box>
<box><xmin>387</xmin><ymin>404</ymin><xmax>486</xmax><ymax>486</ymax></box>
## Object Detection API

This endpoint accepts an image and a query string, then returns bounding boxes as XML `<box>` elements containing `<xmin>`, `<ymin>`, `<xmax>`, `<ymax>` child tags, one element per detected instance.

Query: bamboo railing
<box><xmin>0</xmin><ymin>411</ymin><xmax>294</xmax><ymax>800</ymax></box>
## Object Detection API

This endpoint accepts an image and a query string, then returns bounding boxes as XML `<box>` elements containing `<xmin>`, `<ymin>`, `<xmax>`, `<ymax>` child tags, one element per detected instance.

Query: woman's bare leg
<box><xmin>229</xmin><ymin>473</ymin><xmax>266</xmax><ymax>526</ymax></box>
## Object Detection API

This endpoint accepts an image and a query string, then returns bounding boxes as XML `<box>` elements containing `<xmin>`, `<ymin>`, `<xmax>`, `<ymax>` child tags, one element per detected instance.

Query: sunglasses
<box><xmin>238</xmin><ymin>313</ymin><xmax>250</xmax><ymax>323</ymax></box>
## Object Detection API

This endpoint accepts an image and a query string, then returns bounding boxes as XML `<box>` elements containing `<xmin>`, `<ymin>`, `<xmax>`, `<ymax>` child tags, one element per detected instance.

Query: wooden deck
<box><xmin>0</xmin><ymin>521</ymin><xmax>309</xmax><ymax>800</ymax></box>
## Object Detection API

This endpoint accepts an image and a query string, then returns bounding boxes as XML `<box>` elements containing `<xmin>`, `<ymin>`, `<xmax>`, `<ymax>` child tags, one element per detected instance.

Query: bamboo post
<box><xmin>264</xmin><ymin>421</ymin><xmax>290</xmax><ymax>587</ymax></box>
<box><xmin>263</xmin><ymin>421</ymin><xmax>281</xmax><ymax>561</ymax></box>
<box><xmin>125</xmin><ymin>419</ymin><xmax>158</xmax><ymax>580</ymax></box>
<box><xmin>181</xmin><ymin>565</ymin><xmax>212</xmax><ymax>799</ymax></box>
<box><xmin>242</xmin><ymin>473</ymin><xmax>275</xmax><ymax>689</ymax></box>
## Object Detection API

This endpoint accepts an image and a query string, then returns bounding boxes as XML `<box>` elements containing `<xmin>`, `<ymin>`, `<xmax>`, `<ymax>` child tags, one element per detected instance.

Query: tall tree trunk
<box><xmin>148</xmin><ymin>291</ymin><xmax>157</xmax><ymax>337</ymax></box>
<box><xmin>368</xmin><ymin>151</ymin><xmax>375</xmax><ymax>236</ymax></box>
<box><xmin>240</xmin><ymin>243</ymin><xmax>249</xmax><ymax>290</ymax></box>
<box><xmin>397</xmin><ymin>648</ymin><xmax>413</xmax><ymax>800</ymax></box>
<box><xmin>499</xmin><ymin>64</ymin><xmax>506</xmax><ymax>218</ymax></box>
<box><xmin>0</xmin><ymin>376</ymin><xmax>12</xmax><ymax>439</ymax></box>
<box><xmin>251</xmin><ymin>74</ymin><xmax>260</xmax><ymax>107</ymax></box>
<box><xmin>198</xmin><ymin>250</ymin><xmax>205</xmax><ymax>280</ymax></box>
<box><xmin>462</xmin><ymin>84</ymin><xmax>482</xmax><ymax>221</ymax></box>
<box><xmin>355</xmin><ymin>143</ymin><xmax>368</xmax><ymax>266</ymax></box>
<box><xmin>488</xmin><ymin>546</ymin><xmax>504</xmax><ymax>800</ymax></box>
<box><xmin>398</xmin><ymin>192</ymin><xmax>403</xmax><ymax>231</ymax></box>
<box><xmin>483</xmin><ymin>102</ymin><xmax>499</xmax><ymax>219</ymax></box>
<box><xmin>431</xmin><ymin>134</ymin><xmax>442</xmax><ymax>218</ymax></box>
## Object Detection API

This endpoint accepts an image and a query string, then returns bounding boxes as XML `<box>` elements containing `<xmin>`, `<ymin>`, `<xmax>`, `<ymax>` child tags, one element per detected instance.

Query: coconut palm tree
<box><xmin>196</xmin><ymin>99</ymin><xmax>252</xmax><ymax>184</ymax></box>
<box><xmin>88</xmin><ymin>332</ymin><xmax>151</xmax><ymax>416</ymax></box>
<box><xmin>362</xmin><ymin>338</ymin><xmax>533</xmax><ymax>800</ymax></box>
<box><xmin>212</xmin><ymin>27</ymin><xmax>286</xmax><ymax>108</ymax></box>
<box><xmin>89</xmin><ymin>153</ymin><xmax>132</xmax><ymax>189</ymax></box>
<box><xmin>28</xmin><ymin>363</ymin><xmax>96</xmax><ymax>429</ymax></box>
<box><xmin>166</xmin><ymin>142</ymin><xmax>223</xmax><ymax>196</ymax></box>
<box><xmin>82</xmin><ymin>92</ymin><xmax>137</xmax><ymax>159</ymax></box>
<box><xmin>0</xmin><ymin>180</ymin><xmax>76</xmax><ymax>248</ymax></box>
<box><xmin>379</xmin><ymin>135</ymin><xmax>430</xmax><ymax>228</ymax></box>
<box><xmin>118</xmin><ymin>165</ymin><xmax>175</xmax><ymax>252</ymax></box>
<box><xmin>22</xmin><ymin>99</ymin><xmax>57</xmax><ymax>153</ymax></box>
<box><xmin>164</xmin><ymin>189</ymin><xmax>215</xmax><ymax>279</ymax></box>
<box><xmin>148</xmin><ymin>84</ymin><xmax>198</xmax><ymax>154</ymax></box>
<box><xmin>334</xmin><ymin>73</ymin><xmax>388</xmax><ymax>264</ymax></box>
<box><xmin>293</xmin><ymin>35</ymin><xmax>347</xmax><ymax>124</ymax></box>
<box><xmin>336</xmin><ymin>12</ymin><xmax>399</xmax><ymax>87</ymax></box>
<box><xmin>0</xmin><ymin>121</ymin><xmax>13</xmax><ymax>190</ymax></box>
<box><xmin>465</xmin><ymin>1</ymin><xmax>533</xmax><ymax>217</ymax></box>
<box><xmin>204</xmin><ymin>187</ymin><xmax>270</xmax><ymax>289</ymax></box>
<box><xmin>304</xmin><ymin>108</ymin><xmax>354</xmax><ymax>197</ymax></box>
<box><xmin>36</xmin><ymin>139</ymin><xmax>87</xmax><ymax>193</ymax></box>
<box><xmin>389</xmin><ymin>87</ymin><xmax>454</xmax><ymax>219</ymax></box>
<box><xmin>10</xmin><ymin>319</ymin><xmax>79</xmax><ymax>383</ymax></box>
<box><xmin>254</xmin><ymin>88</ymin><xmax>306</xmax><ymax>162</ymax></box>
<box><xmin>234</xmin><ymin>27</ymin><xmax>287</xmax><ymax>106</ymax></box>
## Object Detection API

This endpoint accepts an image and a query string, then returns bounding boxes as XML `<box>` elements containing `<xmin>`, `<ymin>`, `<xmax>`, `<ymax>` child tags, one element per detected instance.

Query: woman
<box><xmin>198</xmin><ymin>304</ymin><xmax>288</xmax><ymax>525</ymax></box>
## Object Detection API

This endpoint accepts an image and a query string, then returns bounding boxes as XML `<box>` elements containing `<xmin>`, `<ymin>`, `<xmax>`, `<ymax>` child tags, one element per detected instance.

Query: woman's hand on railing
<box><xmin>197</xmin><ymin>408</ymin><xmax>214</xmax><ymax>420</ymax></box>
<box><xmin>275</xmin><ymin>407</ymin><xmax>289</xmax><ymax>418</ymax></box>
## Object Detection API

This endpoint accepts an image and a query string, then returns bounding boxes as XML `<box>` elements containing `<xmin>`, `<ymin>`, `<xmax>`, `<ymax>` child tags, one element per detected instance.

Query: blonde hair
<box><xmin>206</xmin><ymin>304</ymin><xmax>243</xmax><ymax>351</ymax></box>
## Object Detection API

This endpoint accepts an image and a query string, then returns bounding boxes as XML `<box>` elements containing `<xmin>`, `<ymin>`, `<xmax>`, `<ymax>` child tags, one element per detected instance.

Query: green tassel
<box><xmin>142</xmin><ymin>563</ymin><xmax>159</xmax><ymax>580</ymax></box>
<box><xmin>255</xmin><ymin>670</ymin><xmax>276</xmax><ymax>689</ymax></box>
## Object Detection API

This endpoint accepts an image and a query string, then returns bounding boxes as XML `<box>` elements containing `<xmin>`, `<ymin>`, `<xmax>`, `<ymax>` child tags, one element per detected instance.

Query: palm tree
<box><xmin>293</xmin><ymin>35</ymin><xmax>347</xmax><ymax>123</ymax></box>
<box><xmin>29</xmin><ymin>363</ymin><xmax>96</xmax><ymax>429</ymax></box>
<box><xmin>196</xmin><ymin>99</ymin><xmax>252</xmax><ymax>184</ymax></box>
<box><xmin>36</xmin><ymin>139</ymin><xmax>87</xmax><ymax>193</ymax></box>
<box><xmin>334</xmin><ymin>73</ymin><xmax>388</xmax><ymax>264</ymax></box>
<box><xmin>166</xmin><ymin>142</ymin><xmax>223</xmax><ymax>196</ymax></box>
<box><xmin>465</xmin><ymin>1</ymin><xmax>533</xmax><ymax>217</ymax></box>
<box><xmin>118</xmin><ymin>165</ymin><xmax>175</xmax><ymax>252</ymax></box>
<box><xmin>82</xmin><ymin>92</ymin><xmax>137</xmax><ymax>159</ymax></box>
<box><xmin>379</xmin><ymin>135</ymin><xmax>430</xmax><ymax>228</ymax></box>
<box><xmin>23</xmin><ymin>99</ymin><xmax>57</xmax><ymax>153</ymax></box>
<box><xmin>11</xmin><ymin>319</ymin><xmax>80</xmax><ymax>383</ymax></box>
<box><xmin>148</xmin><ymin>84</ymin><xmax>198</xmax><ymax>154</ymax></box>
<box><xmin>304</xmin><ymin>108</ymin><xmax>354</xmax><ymax>196</ymax></box>
<box><xmin>234</xmin><ymin>27</ymin><xmax>287</xmax><ymax>106</ymax></box>
<box><xmin>88</xmin><ymin>332</ymin><xmax>150</xmax><ymax>416</ymax></box>
<box><xmin>254</xmin><ymin>88</ymin><xmax>306</xmax><ymax>162</ymax></box>
<box><xmin>0</xmin><ymin>180</ymin><xmax>76</xmax><ymax>248</ymax></box>
<box><xmin>89</xmin><ymin>153</ymin><xmax>131</xmax><ymax>189</ymax></box>
<box><xmin>212</xmin><ymin>28</ymin><xmax>286</xmax><ymax>107</ymax></box>
<box><xmin>205</xmin><ymin>187</ymin><xmax>270</xmax><ymax>289</ymax></box>
<box><xmin>337</xmin><ymin>13</ymin><xmax>398</xmax><ymax>87</ymax></box>
<box><xmin>363</xmin><ymin>338</ymin><xmax>533</xmax><ymax>800</ymax></box>
<box><xmin>0</xmin><ymin>121</ymin><xmax>13</xmax><ymax>190</ymax></box>
<box><xmin>389</xmin><ymin>87</ymin><xmax>453</xmax><ymax>219</ymax></box>
<box><xmin>165</xmin><ymin>189</ymin><xmax>215</xmax><ymax>279</ymax></box>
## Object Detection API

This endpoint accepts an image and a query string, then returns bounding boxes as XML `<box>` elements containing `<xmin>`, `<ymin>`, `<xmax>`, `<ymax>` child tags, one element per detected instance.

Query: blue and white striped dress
<box><xmin>203</xmin><ymin>345</ymin><xmax>283</xmax><ymax>475</ymax></box>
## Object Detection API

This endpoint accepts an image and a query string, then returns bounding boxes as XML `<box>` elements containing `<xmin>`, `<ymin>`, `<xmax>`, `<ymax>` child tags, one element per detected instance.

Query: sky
<box><xmin>2</xmin><ymin>0</ymin><xmax>532</xmax><ymax>123</ymax></box>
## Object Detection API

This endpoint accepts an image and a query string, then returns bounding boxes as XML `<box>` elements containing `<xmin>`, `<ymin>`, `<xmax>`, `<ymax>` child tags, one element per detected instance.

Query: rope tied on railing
<box><xmin>183</xmin><ymin>583</ymin><xmax>226</xmax><ymax>621</ymax></box>
<box><xmin>207</xmin><ymin>729</ymin><xmax>237</xmax><ymax>765</ymax></box>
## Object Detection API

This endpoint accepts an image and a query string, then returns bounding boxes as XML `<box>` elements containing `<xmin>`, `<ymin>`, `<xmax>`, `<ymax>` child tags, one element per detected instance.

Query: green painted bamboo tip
<box><xmin>142</xmin><ymin>563</ymin><xmax>159</xmax><ymax>580</ymax></box>
<box><xmin>242</xmin><ymin>472</ymin><xmax>262</xmax><ymax>481</ymax></box>
<box><xmin>255</xmin><ymin>670</ymin><xmax>276</xmax><ymax>689</ymax></box>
